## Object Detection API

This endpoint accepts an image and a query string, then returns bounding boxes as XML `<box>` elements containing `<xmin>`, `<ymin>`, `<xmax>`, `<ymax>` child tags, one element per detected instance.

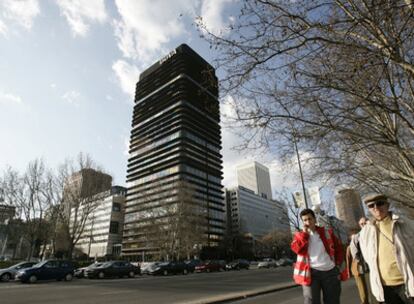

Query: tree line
<box><xmin>0</xmin><ymin>153</ymin><xmax>107</xmax><ymax>260</ymax></box>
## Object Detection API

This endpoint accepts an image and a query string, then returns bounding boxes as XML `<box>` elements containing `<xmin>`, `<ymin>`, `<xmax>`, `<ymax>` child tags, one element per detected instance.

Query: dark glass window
<box><xmin>112</xmin><ymin>203</ymin><xmax>121</xmax><ymax>212</ymax></box>
<box><xmin>109</xmin><ymin>221</ymin><xmax>119</xmax><ymax>234</ymax></box>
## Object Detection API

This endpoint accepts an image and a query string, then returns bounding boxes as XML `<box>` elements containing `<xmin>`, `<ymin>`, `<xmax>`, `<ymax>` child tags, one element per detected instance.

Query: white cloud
<box><xmin>56</xmin><ymin>0</ymin><xmax>107</xmax><ymax>37</ymax></box>
<box><xmin>113</xmin><ymin>0</ymin><xmax>197</xmax><ymax>63</ymax></box>
<box><xmin>62</xmin><ymin>90</ymin><xmax>81</xmax><ymax>105</ymax></box>
<box><xmin>0</xmin><ymin>19</ymin><xmax>7</xmax><ymax>36</ymax></box>
<box><xmin>112</xmin><ymin>60</ymin><xmax>140</xmax><ymax>99</ymax></box>
<box><xmin>199</xmin><ymin>0</ymin><xmax>235</xmax><ymax>35</ymax></box>
<box><xmin>0</xmin><ymin>91</ymin><xmax>22</xmax><ymax>104</ymax></box>
<box><xmin>0</xmin><ymin>0</ymin><xmax>40</xmax><ymax>35</ymax></box>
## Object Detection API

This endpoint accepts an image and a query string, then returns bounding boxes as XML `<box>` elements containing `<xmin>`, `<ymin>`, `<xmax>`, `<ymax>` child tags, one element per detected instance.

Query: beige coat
<box><xmin>359</xmin><ymin>213</ymin><xmax>414</xmax><ymax>302</ymax></box>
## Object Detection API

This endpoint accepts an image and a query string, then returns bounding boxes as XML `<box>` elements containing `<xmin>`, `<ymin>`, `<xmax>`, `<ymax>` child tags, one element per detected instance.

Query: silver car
<box><xmin>257</xmin><ymin>258</ymin><xmax>277</xmax><ymax>269</ymax></box>
<box><xmin>0</xmin><ymin>261</ymin><xmax>37</xmax><ymax>282</ymax></box>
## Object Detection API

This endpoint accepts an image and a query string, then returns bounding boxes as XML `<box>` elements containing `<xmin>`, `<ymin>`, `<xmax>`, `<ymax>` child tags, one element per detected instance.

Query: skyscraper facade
<box><xmin>237</xmin><ymin>161</ymin><xmax>272</xmax><ymax>199</ymax></box>
<box><xmin>225</xmin><ymin>186</ymin><xmax>289</xmax><ymax>239</ymax></box>
<box><xmin>334</xmin><ymin>188</ymin><xmax>365</xmax><ymax>230</ymax></box>
<box><xmin>122</xmin><ymin>44</ymin><xmax>224</xmax><ymax>259</ymax></box>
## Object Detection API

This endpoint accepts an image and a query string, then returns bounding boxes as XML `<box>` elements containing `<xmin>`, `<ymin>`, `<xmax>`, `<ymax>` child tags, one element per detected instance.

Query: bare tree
<box><xmin>258</xmin><ymin>230</ymin><xmax>293</xmax><ymax>259</ymax></box>
<box><xmin>56</xmin><ymin>153</ymin><xmax>110</xmax><ymax>259</ymax></box>
<box><xmin>1</xmin><ymin>160</ymin><xmax>51</xmax><ymax>259</ymax></box>
<box><xmin>199</xmin><ymin>0</ymin><xmax>414</xmax><ymax>217</ymax></box>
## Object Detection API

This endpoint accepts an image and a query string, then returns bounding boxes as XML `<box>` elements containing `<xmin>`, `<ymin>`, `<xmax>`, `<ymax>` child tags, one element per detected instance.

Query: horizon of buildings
<box><xmin>226</xmin><ymin>161</ymin><xmax>290</xmax><ymax>241</ymax></box>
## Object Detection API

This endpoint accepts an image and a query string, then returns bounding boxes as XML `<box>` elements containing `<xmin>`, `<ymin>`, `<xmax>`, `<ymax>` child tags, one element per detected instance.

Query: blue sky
<box><xmin>0</xmin><ymin>0</ymin><xmax>316</xmax><ymax>200</ymax></box>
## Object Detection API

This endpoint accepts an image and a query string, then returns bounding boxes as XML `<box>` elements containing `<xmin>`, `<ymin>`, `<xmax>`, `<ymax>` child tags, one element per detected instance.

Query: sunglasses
<box><xmin>367</xmin><ymin>200</ymin><xmax>386</xmax><ymax>209</ymax></box>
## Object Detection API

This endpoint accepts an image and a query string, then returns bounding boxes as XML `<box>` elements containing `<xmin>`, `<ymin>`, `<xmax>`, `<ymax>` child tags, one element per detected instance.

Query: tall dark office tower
<box><xmin>122</xmin><ymin>44</ymin><xmax>224</xmax><ymax>259</ymax></box>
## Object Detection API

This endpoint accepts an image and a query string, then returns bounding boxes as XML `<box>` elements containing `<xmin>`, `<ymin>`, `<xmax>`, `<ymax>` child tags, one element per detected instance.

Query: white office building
<box><xmin>72</xmin><ymin>186</ymin><xmax>126</xmax><ymax>258</ymax></box>
<box><xmin>225</xmin><ymin>186</ymin><xmax>290</xmax><ymax>239</ymax></box>
<box><xmin>237</xmin><ymin>162</ymin><xmax>273</xmax><ymax>200</ymax></box>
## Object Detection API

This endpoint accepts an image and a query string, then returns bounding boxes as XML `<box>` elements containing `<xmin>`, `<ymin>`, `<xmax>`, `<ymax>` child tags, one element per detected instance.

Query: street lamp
<box><xmin>292</xmin><ymin>130</ymin><xmax>309</xmax><ymax>209</ymax></box>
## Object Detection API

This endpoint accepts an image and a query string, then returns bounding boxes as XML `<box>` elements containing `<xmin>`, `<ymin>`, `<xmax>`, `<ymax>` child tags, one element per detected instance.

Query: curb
<box><xmin>178</xmin><ymin>282</ymin><xmax>299</xmax><ymax>304</ymax></box>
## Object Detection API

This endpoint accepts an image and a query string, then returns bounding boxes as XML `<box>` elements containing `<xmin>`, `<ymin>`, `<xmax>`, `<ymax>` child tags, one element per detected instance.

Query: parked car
<box><xmin>16</xmin><ymin>260</ymin><xmax>75</xmax><ymax>283</ymax></box>
<box><xmin>184</xmin><ymin>259</ymin><xmax>202</xmax><ymax>273</ymax></box>
<box><xmin>0</xmin><ymin>261</ymin><xmax>37</xmax><ymax>282</ymax></box>
<box><xmin>194</xmin><ymin>260</ymin><xmax>224</xmax><ymax>273</ymax></box>
<box><xmin>225</xmin><ymin>259</ymin><xmax>250</xmax><ymax>271</ymax></box>
<box><xmin>74</xmin><ymin>262</ymin><xmax>103</xmax><ymax>278</ymax></box>
<box><xmin>257</xmin><ymin>258</ymin><xmax>277</xmax><ymax>269</ymax></box>
<box><xmin>141</xmin><ymin>262</ymin><xmax>162</xmax><ymax>275</ymax></box>
<box><xmin>149</xmin><ymin>261</ymin><xmax>190</xmax><ymax>275</ymax></box>
<box><xmin>276</xmin><ymin>258</ymin><xmax>294</xmax><ymax>267</ymax></box>
<box><xmin>85</xmin><ymin>261</ymin><xmax>140</xmax><ymax>279</ymax></box>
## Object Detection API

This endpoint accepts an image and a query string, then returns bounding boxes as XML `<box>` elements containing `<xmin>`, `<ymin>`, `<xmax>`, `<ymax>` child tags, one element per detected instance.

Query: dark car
<box><xmin>0</xmin><ymin>261</ymin><xmax>37</xmax><ymax>282</ymax></box>
<box><xmin>149</xmin><ymin>261</ymin><xmax>190</xmax><ymax>276</ymax></box>
<box><xmin>194</xmin><ymin>260</ymin><xmax>223</xmax><ymax>273</ymax></box>
<box><xmin>85</xmin><ymin>261</ymin><xmax>140</xmax><ymax>279</ymax></box>
<box><xmin>74</xmin><ymin>262</ymin><xmax>103</xmax><ymax>278</ymax></box>
<box><xmin>15</xmin><ymin>260</ymin><xmax>75</xmax><ymax>283</ymax></box>
<box><xmin>225</xmin><ymin>259</ymin><xmax>250</xmax><ymax>271</ymax></box>
<box><xmin>184</xmin><ymin>259</ymin><xmax>202</xmax><ymax>273</ymax></box>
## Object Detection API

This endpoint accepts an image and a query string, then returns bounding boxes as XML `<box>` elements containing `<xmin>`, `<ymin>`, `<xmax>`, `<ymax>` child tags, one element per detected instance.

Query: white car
<box><xmin>0</xmin><ymin>261</ymin><xmax>37</xmax><ymax>282</ymax></box>
<box><xmin>140</xmin><ymin>262</ymin><xmax>161</xmax><ymax>275</ymax></box>
<box><xmin>257</xmin><ymin>258</ymin><xmax>277</xmax><ymax>269</ymax></box>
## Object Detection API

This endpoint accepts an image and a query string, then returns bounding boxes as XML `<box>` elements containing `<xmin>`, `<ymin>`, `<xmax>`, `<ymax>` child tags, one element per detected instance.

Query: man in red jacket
<box><xmin>291</xmin><ymin>208</ymin><xmax>346</xmax><ymax>304</ymax></box>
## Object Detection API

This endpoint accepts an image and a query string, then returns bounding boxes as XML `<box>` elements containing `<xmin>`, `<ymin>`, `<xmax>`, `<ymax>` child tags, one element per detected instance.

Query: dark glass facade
<box><xmin>122</xmin><ymin>44</ymin><xmax>224</xmax><ymax>258</ymax></box>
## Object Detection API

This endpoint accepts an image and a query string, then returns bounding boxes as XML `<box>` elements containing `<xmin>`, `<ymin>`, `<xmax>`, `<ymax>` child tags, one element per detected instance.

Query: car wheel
<box><xmin>29</xmin><ymin>275</ymin><xmax>37</xmax><ymax>283</ymax></box>
<box><xmin>98</xmin><ymin>272</ymin><xmax>105</xmax><ymax>279</ymax></box>
<box><xmin>163</xmin><ymin>270</ymin><xmax>168</xmax><ymax>276</ymax></box>
<box><xmin>206</xmin><ymin>268</ymin><xmax>210</xmax><ymax>273</ymax></box>
<box><xmin>1</xmin><ymin>273</ymin><xmax>11</xmax><ymax>282</ymax></box>
<box><xmin>183</xmin><ymin>269</ymin><xmax>188</xmax><ymax>275</ymax></box>
<box><xmin>128</xmin><ymin>271</ymin><xmax>135</xmax><ymax>278</ymax></box>
<box><xmin>64</xmin><ymin>273</ymin><xmax>73</xmax><ymax>281</ymax></box>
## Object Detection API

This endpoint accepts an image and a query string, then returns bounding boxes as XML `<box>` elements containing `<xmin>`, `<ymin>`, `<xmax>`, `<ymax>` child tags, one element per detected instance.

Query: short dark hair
<box><xmin>300</xmin><ymin>208</ymin><xmax>315</xmax><ymax>219</ymax></box>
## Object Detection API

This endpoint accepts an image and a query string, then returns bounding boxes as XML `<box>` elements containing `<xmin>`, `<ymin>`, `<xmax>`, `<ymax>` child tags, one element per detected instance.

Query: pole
<box><xmin>88</xmin><ymin>216</ymin><xmax>95</xmax><ymax>258</ymax></box>
<box><xmin>293</xmin><ymin>134</ymin><xmax>309</xmax><ymax>209</ymax></box>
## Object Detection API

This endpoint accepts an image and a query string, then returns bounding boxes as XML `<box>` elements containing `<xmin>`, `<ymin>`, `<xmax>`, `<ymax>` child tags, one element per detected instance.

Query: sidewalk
<box><xmin>179</xmin><ymin>281</ymin><xmax>298</xmax><ymax>304</ymax></box>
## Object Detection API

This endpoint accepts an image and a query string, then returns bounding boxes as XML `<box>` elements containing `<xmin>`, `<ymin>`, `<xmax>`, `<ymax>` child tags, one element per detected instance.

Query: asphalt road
<box><xmin>0</xmin><ymin>267</ymin><xmax>360</xmax><ymax>304</ymax></box>
<box><xmin>0</xmin><ymin>267</ymin><xmax>358</xmax><ymax>304</ymax></box>
<box><xmin>230</xmin><ymin>280</ymin><xmax>360</xmax><ymax>304</ymax></box>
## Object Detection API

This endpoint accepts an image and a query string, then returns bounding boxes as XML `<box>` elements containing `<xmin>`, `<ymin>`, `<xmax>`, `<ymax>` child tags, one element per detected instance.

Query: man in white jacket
<box><xmin>359</xmin><ymin>193</ymin><xmax>414</xmax><ymax>304</ymax></box>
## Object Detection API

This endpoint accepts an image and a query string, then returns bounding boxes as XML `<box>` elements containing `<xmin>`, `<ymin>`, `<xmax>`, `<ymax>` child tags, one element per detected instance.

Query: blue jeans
<box><xmin>302</xmin><ymin>267</ymin><xmax>341</xmax><ymax>304</ymax></box>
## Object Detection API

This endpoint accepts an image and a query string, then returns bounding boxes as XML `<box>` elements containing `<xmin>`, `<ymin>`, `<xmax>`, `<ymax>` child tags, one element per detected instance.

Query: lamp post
<box><xmin>292</xmin><ymin>132</ymin><xmax>309</xmax><ymax>209</ymax></box>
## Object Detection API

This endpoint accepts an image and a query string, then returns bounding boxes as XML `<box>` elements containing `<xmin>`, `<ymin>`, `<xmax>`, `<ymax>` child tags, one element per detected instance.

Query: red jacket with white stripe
<box><xmin>290</xmin><ymin>226</ymin><xmax>348</xmax><ymax>285</ymax></box>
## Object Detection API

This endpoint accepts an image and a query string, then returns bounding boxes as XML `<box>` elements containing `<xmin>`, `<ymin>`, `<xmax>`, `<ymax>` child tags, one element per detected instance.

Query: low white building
<box><xmin>72</xmin><ymin>186</ymin><xmax>126</xmax><ymax>258</ymax></box>
<box><xmin>225</xmin><ymin>186</ymin><xmax>290</xmax><ymax>239</ymax></box>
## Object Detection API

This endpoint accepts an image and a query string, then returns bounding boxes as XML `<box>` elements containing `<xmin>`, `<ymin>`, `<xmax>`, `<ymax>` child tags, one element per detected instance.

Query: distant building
<box><xmin>72</xmin><ymin>186</ymin><xmax>126</xmax><ymax>258</ymax></box>
<box><xmin>225</xmin><ymin>186</ymin><xmax>289</xmax><ymax>240</ymax></box>
<box><xmin>237</xmin><ymin>162</ymin><xmax>272</xmax><ymax>199</ymax></box>
<box><xmin>63</xmin><ymin>168</ymin><xmax>112</xmax><ymax>218</ymax></box>
<box><xmin>64</xmin><ymin>168</ymin><xmax>112</xmax><ymax>199</ymax></box>
<box><xmin>122</xmin><ymin>44</ymin><xmax>224</xmax><ymax>259</ymax></box>
<box><xmin>0</xmin><ymin>204</ymin><xmax>16</xmax><ymax>258</ymax></box>
<box><xmin>0</xmin><ymin>204</ymin><xmax>15</xmax><ymax>224</ymax></box>
<box><xmin>334</xmin><ymin>188</ymin><xmax>365</xmax><ymax>230</ymax></box>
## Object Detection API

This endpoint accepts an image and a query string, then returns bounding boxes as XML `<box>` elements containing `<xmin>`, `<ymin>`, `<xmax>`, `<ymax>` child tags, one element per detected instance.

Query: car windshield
<box><xmin>87</xmin><ymin>262</ymin><xmax>102</xmax><ymax>268</ymax></box>
<box><xmin>32</xmin><ymin>261</ymin><xmax>47</xmax><ymax>268</ymax></box>
<box><xmin>99</xmin><ymin>262</ymin><xmax>113</xmax><ymax>268</ymax></box>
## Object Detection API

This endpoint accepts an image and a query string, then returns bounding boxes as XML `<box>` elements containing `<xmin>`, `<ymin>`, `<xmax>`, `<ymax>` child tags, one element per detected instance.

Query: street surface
<box><xmin>0</xmin><ymin>267</ymin><xmax>360</xmax><ymax>304</ymax></box>
<box><xmin>231</xmin><ymin>280</ymin><xmax>359</xmax><ymax>303</ymax></box>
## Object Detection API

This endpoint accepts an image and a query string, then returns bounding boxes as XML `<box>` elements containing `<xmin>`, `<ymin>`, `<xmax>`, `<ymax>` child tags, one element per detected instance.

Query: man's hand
<box><xmin>303</xmin><ymin>225</ymin><xmax>310</xmax><ymax>233</ymax></box>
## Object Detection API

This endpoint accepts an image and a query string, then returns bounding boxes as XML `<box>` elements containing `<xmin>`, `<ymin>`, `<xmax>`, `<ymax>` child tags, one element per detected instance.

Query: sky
<box><xmin>0</xmin><ymin>0</ymin><xmax>315</xmax><ymax>201</ymax></box>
